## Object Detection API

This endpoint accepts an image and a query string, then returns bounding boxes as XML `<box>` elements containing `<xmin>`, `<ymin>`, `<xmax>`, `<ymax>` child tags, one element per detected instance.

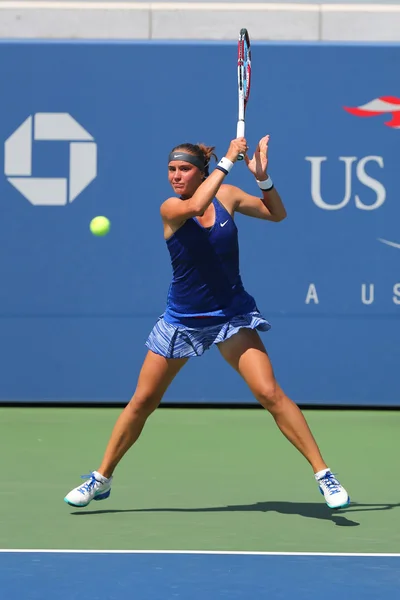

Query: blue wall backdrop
<box><xmin>0</xmin><ymin>41</ymin><xmax>399</xmax><ymax>405</ymax></box>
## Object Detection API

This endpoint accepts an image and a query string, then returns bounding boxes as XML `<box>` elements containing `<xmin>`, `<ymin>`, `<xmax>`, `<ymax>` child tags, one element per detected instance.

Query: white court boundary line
<box><xmin>1</xmin><ymin>549</ymin><xmax>400</xmax><ymax>557</ymax></box>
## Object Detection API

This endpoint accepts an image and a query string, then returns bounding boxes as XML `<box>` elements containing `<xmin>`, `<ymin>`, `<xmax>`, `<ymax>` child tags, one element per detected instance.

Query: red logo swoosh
<box><xmin>344</xmin><ymin>96</ymin><xmax>400</xmax><ymax>128</ymax></box>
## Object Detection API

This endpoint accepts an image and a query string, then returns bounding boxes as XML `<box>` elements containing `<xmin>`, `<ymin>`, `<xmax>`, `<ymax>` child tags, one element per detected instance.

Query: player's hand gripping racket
<box><xmin>237</xmin><ymin>28</ymin><xmax>251</xmax><ymax>160</ymax></box>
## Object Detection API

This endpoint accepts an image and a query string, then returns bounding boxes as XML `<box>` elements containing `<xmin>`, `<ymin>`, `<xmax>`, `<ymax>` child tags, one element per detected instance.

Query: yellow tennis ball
<box><xmin>90</xmin><ymin>216</ymin><xmax>110</xmax><ymax>236</ymax></box>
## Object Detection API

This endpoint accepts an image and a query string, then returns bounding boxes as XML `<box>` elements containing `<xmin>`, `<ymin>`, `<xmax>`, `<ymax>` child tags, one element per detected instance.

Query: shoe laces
<box><xmin>319</xmin><ymin>471</ymin><xmax>341</xmax><ymax>495</ymax></box>
<box><xmin>77</xmin><ymin>472</ymin><xmax>99</xmax><ymax>494</ymax></box>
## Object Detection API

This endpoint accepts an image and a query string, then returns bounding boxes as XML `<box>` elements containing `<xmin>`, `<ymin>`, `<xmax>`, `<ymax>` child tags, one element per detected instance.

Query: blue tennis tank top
<box><xmin>164</xmin><ymin>198</ymin><xmax>256</xmax><ymax>325</ymax></box>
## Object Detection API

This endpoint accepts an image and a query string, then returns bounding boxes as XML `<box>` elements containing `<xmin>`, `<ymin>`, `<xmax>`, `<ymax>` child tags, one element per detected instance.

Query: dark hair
<box><xmin>170</xmin><ymin>143</ymin><xmax>218</xmax><ymax>177</ymax></box>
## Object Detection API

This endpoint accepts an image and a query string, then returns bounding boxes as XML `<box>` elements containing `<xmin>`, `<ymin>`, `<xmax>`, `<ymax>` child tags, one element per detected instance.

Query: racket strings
<box><xmin>238</xmin><ymin>35</ymin><xmax>251</xmax><ymax>103</ymax></box>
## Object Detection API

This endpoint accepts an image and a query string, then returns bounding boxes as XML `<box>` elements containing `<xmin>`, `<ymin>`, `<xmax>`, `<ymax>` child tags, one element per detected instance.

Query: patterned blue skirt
<box><xmin>145</xmin><ymin>310</ymin><xmax>271</xmax><ymax>359</ymax></box>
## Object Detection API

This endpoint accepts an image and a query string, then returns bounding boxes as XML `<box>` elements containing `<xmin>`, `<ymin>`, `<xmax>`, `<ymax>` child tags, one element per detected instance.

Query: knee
<box><xmin>127</xmin><ymin>393</ymin><xmax>161</xmax><ymax>419</ymax></box>
<box><xmin>255</xmin><ymin>382</ymin><xmax>283</xmax><ymax>412</ymax></box>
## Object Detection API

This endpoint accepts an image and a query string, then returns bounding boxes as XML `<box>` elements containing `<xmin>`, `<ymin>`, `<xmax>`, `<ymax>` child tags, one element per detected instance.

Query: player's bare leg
<box><xmin>64</xmin><ymin>352</ymin><xmax>187</xmax><ymax>507</ymax></box>
<box><xmin>98</xmin><ymin>352</ymin><xmax>188</xmax><ymax>478</ymax></box>
<box><xmin>218</xmin><ymin>329</ymin><xmax>325</xmax><ymax>471</ymax></box>
<box><xmin>218</xmin><ymin>329</ymin><xmax>350</xmax><ymax>508</ymax></box>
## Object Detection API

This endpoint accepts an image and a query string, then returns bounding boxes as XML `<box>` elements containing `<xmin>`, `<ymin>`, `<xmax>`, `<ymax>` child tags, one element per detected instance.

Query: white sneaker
<box><xmin>64</xmin><ymin>471</ymin><xmax>112</xmax><ymax>507</ymax></box>
<box><xmin>316</xmin><ymin>469</ymin><xmax>350</xmax><ymax>509</ymax></box>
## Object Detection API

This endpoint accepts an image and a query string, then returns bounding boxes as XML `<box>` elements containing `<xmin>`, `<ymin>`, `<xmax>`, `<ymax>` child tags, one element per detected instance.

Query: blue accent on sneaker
<box><xmin>318</xmin><ymin>471</ymin><xmax>342</xmax><ymax>495</ymax></box>
<box><xmin>77</xmin><ymin>472</ymin><xmax>99</xmax><ymax>495</ymax></box>
<box><xmin>93</xmin><ymin>489</ymin><xmax>111</xmax><ymax>501</ymax></box>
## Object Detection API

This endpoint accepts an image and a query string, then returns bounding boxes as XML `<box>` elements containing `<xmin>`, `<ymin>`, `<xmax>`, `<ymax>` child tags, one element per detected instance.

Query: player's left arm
<box><xmin>234</xmin><ymin>134</ymin><xmax>287</xmax><ymax>222</ymax></box>
<box><xmin>231</xmin><ymin>185</ymin><xmax>286</xmax><ymax>222</ymax></box>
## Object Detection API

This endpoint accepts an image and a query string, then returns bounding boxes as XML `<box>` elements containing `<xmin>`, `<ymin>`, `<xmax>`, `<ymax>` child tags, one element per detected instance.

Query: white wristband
<box><xmin>257</xmin><ymin>176</ymin><xmax>274</xmax><ymax>191</ymax></box>
<box><xmin>216</xmin><ymin>157</ymin><xmax>234</xmax><ymax>176</ymax></box>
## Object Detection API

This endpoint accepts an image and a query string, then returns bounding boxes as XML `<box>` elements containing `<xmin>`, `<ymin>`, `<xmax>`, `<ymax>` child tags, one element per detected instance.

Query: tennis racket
<box><xmin>236</xmin><ymin>28</ymin><xmax>251</xmax><ymax>160</ymax></box>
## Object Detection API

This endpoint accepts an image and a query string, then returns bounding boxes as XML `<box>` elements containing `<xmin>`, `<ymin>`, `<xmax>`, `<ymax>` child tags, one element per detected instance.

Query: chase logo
<box><xmin>4</xmin><ymin>113</ymin><xmax>97</xmax><ymax>206</ymax></box>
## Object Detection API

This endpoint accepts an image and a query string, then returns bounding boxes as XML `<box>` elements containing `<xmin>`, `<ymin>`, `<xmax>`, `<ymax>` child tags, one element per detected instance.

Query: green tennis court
<box><xmin>1</xmin><ymin>407</ymin><xmax>399</xmax><ymax>553</ymax></box>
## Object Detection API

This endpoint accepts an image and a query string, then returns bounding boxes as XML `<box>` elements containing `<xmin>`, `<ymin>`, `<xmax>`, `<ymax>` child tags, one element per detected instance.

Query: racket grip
<box><xmin>237</xmin><ymin>120</ymin><xmax>245</xmax><ymax>161</ymax></box>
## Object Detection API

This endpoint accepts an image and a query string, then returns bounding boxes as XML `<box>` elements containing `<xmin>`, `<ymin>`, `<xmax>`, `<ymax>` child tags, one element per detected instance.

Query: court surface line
<box><xmin>1</xmin><ymin>550</ymin><xmax>400</xmax><ymax>557</ymax></box>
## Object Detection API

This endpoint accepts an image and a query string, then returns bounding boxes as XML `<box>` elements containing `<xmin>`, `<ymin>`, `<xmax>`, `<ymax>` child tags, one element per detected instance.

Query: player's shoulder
<box><xmin>160</xmin><ymin>196</ymin><xmax>180</xmax><ymax>215</ymax></box>
<box><xmin>218</xmin><ymin>183</ymin><xmax>239</xmax><ymax>197</ymax></box>
<box><xmin>219</xmin><ymin>183</ymin><xmax>243</xmax><ymax>196</ymax></box>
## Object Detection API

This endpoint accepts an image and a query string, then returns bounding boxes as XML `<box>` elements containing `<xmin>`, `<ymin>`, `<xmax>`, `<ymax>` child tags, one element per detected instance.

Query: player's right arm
<box><xmin>160</xmin><ymin>138</ymin><xmax>247</xmax><ymax>226</ymax></box>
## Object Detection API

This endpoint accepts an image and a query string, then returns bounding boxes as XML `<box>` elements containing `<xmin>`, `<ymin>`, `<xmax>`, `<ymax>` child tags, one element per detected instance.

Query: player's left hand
<box><xmin>245</xmin><ymin>135</ymin><xmax>269</xmax><ymax>179</ymax></box>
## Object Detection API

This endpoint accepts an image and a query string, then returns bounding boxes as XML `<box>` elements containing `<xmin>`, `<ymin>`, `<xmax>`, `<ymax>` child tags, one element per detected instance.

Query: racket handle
<box><xmin>237</xmin><ymin>120</ymin><xmax>245</xmax><ymax>161</ymax></box>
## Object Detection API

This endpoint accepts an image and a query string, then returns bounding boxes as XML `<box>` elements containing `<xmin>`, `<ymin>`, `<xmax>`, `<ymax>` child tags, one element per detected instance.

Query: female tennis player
<box><xmin>64</xmin><ymin>135</ymin><xmax>350</xmax><ymax>510</ymax></box>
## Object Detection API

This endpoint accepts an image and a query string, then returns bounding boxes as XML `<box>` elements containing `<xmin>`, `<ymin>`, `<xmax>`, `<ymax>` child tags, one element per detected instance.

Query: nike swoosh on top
<box><xmin>378</xmin><ymin>238</ymin><xmax>400</xmax><ymax>249</ymax></box>
<box><xmin>220</xmin><ymin>220</ymin><xmax>229</xmax><ymax>227</ymax></box>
